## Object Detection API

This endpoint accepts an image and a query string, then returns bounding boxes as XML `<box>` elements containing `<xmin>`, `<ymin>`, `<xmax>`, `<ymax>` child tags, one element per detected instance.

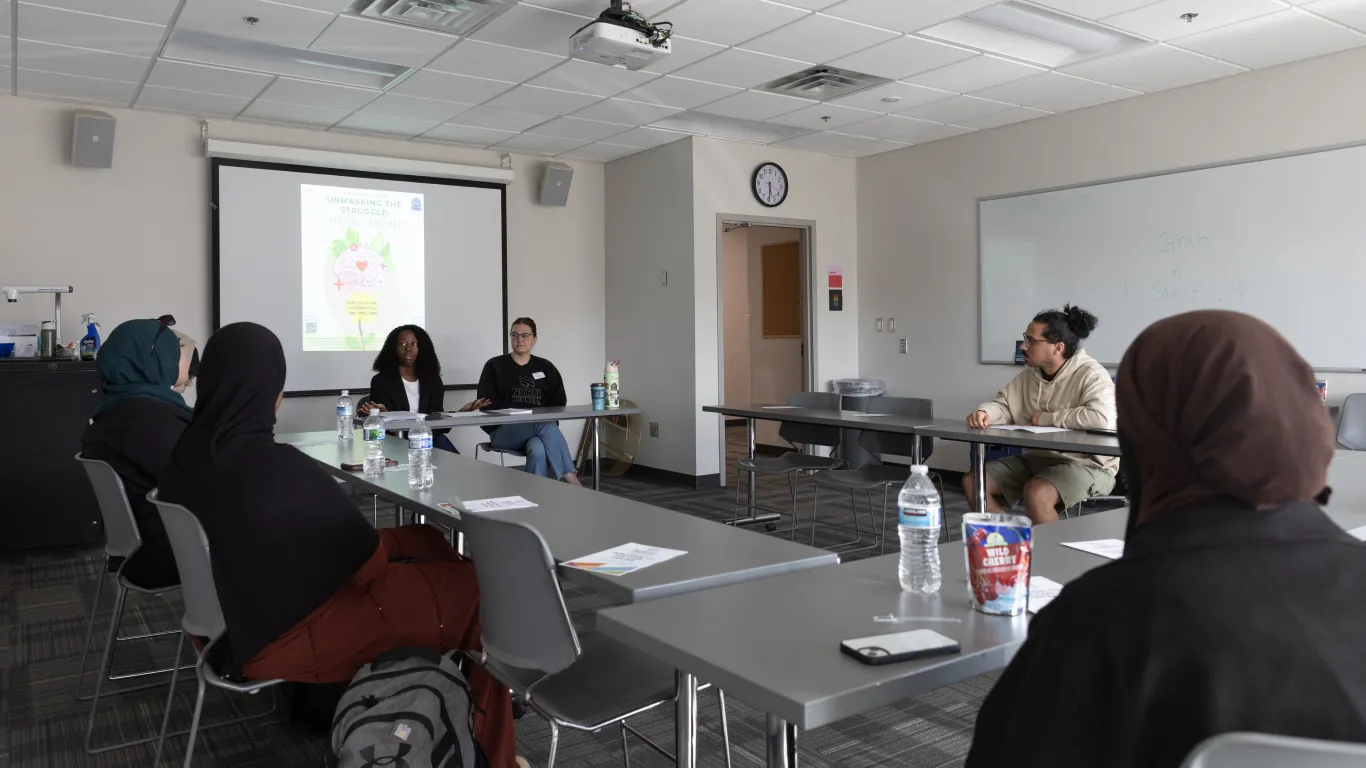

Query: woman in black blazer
<box><xmin>358</xmin><ymin>325</ymin><xmax>487</xmax><ymax>453</ymax></box>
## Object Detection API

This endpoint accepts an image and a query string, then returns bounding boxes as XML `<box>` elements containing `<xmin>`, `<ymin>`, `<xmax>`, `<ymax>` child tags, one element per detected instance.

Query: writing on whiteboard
<box><xmin>1158</xmin><ymin>231</ymin><xmax>1210</xmax><ymax>254</ymax></box>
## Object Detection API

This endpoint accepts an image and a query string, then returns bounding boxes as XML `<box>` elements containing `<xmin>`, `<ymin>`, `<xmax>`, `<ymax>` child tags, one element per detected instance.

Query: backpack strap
<box><xmin>370</xmin><ymin>646</ymin><xmax>444</xmax><ymax>671</ymax></box>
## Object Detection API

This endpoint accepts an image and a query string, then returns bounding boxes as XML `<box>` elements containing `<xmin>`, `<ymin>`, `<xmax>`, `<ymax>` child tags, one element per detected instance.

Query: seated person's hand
<box><xmin>459</xmin><ymin>398</ymin><xmax>493</xmax><ymax>412</ymax></box>
<box><xmin>358</xmin><ymin>401</ymin><xmax>389</xmax><ymax>415</ymax></box>
<box><xmin>967</xmin><ymin>410</ymin><xmax>990</xmax><ymax>429</ymax></box>
<box><xmin>1032</xmin><ymin>410</ymin><xmax>1043</xmax><ymax>426</ymax></box>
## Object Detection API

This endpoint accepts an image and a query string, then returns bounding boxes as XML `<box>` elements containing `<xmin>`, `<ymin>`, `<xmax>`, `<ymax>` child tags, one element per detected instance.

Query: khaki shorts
<box><xmin>984</xmin><ymin>453</ymin><xmax>1116</xmax><ymax>511</ymax></box>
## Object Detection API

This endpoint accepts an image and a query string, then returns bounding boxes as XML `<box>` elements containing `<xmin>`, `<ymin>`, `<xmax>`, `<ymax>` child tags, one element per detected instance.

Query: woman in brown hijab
<box><xmin>966</xmin><ymin>310</ymin><xmax>1366</xmax><ymax>768</ymax></box>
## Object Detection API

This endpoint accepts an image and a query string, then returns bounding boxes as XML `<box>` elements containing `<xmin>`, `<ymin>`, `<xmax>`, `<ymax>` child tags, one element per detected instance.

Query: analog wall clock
<box><xmin>752</xmin><ymin>162</ymin><xmax>788</xmax><ymax>207</ymax></box>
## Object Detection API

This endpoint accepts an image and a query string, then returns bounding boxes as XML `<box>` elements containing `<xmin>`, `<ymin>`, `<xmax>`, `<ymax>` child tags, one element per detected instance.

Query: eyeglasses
<box><xmin>1020</xmin><ymin>335</ymin><xmax>1050</xmax><ymax>347</ymax></box>
<box><xmin>509</xmin><ymin>332</ymin><xmax>535</xmax><ymax>341</ymax></box>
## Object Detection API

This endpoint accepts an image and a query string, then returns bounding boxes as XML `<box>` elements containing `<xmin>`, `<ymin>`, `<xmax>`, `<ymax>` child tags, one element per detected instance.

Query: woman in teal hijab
<box><xmin>82</xmin><ymin>318</ymin><xmax>197</xmax><ymax>589</ymax></box>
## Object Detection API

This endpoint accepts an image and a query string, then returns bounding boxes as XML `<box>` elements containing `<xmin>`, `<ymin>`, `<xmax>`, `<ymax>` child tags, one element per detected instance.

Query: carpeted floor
<box><xmin>0</xmin><ymin>428</ymin><xmax>999</xmax><ymax>768</ymax></box>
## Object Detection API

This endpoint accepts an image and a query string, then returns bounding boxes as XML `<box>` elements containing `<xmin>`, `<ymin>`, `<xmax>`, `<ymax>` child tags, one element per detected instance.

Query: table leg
<box><xmin>676</xmin><ymin>671</ymin><xmax>697</xmax><ymax>768</ymax></box>
<box><xmin>748</xmin><ymin>418</ymin><xmax>757</xmax><ymax>518</ymax></box>
<box><xmin>765</xmin><ymin>715</ymin><xmax>798</xmax><ymax>768</ymax></box>
<box><xmin>975</xmin><ymin>443</ymin><xmax>987</xmax><ymax>516</ymax></box>
<box><xmin>593</xmin><ymin>417</ymin><xmax>602</xmax><ymax>492</ymax></box>
<box><xmin>913</xmin><ymin>435</ymin><xmax>922</xmax><ymax>466</ymax></box>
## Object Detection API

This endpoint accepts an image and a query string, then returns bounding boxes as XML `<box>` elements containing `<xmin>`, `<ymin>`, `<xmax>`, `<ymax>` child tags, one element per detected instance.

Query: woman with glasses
<box><xmin>359</xmin><ymin>325</ymin><xmax>488</xmax><ymax>453</ymax></box>
<box><xmin>476</xmin><ymin>317</ymin><xmax>581</xmax><ymax>485</ymax></box>
<box><xmin>80</xmin><ymin>317</ymin><xmax>198</xmax><ymax>589</ymax></box>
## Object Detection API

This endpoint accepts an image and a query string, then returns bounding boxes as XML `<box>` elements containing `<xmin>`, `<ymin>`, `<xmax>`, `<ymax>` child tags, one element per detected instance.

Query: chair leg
<box><xmin>75</xmin><ymin>556</ymin><xmax>109</xmax><ymax>701</ymax></box>
<box><xmin>719</xmin><ymin>689</ymin><xmax>733</xmax><ymax>768</ymax></box>
<box><xmin>730</xmin><ymin>470</ymin><xmax>746</xmax><ymax>524</ymax></box>
<box><xmin>620</xmin><ymin>723</ymin><xmax>631</xmax><ymax>768</ymax></box>
<box><xmin>181</xmin><ymin>661</ymin><xmax>210</xmax><ymax>768</ymax></box>
<box><xmin>787</xmin><ymin>472</ymin><xmax>799</xmax><ymax>531</ymax></box>
<box><xmin>372</xmin><ymin>495</ymin><xmax>379</xmax><ymax>528</ymax></box>
<box><xmin>809</xmin><ymin>486</ymin><xmax>820</xmax><ymax>546</ymax></box>
<box><xmin>848</xmin><ymin>489</ymin><xmax>863</xmax><ymax>545</ymax></box>
<box><xmin>880</xmin><ymin>485</ymin><xmax>892</xmax><ymax>556</ymax></box>
<box><xmin>547</xmin><ymin>720</ymin><xmax>561</xmax><ymax>768</ymax></box>
<box><xmin>154</xmin><ymin>630</ymin><xmax>188</xmax><ymax>767</ymax></box>
<box><xmin>84</xmin><ymin>584</ymin><xmax>127</xmax><ymax>754</ymax></box>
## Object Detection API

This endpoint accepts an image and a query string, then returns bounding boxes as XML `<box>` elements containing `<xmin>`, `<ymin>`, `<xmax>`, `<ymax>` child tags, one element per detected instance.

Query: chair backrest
<box><xmin>1338</xmin><ymin>393</ymin><xmax>1366</xmax><ymax>450</ymax></box>
<box><xmin>1181</xmin><ymin>732</ymin><xmax>1366</xmax><ymax>768</ymax></box>
<box><xmin>858</xmin><ymin>396</ymin><xmax>934</xmax><ymax>462</ymax></box>
<box><xmin>778</xmin><ymin>391</ymin><xmax>842</xmax><ymax>448</ymax></box>
<box><xmin>460</xmin><ymin>510</ymin><xmax>580</xmax><ymax>675</ymax></box>
<box><xmin>74</xmin><ymin>453</ymin><xmax>143</xmax><ymax>559</ymax></box>
<box><xmin>148</xmin><ymin>491</ymin><xmax>226</xmax><ymax>642</ymax></box>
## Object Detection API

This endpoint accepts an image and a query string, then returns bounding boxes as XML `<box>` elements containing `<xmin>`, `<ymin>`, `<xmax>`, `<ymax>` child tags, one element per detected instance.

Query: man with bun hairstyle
<box><xmin>964</xmin><ymin>304</ymin><xmax>1117</xmax><ymax>523</ymax></box>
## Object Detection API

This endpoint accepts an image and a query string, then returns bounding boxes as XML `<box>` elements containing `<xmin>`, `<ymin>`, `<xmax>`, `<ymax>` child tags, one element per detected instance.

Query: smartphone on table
<box><xmin>840</xmin><ymin>629</ymin><xmax>960</xmax><ymax>666</ymax></box>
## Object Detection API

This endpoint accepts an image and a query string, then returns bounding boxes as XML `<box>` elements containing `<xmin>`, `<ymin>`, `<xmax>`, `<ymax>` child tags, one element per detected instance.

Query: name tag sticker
<box><xmin>532</xmin><ymin>371</ymin><xmax>546</xmax><ymax>380</ymax></box>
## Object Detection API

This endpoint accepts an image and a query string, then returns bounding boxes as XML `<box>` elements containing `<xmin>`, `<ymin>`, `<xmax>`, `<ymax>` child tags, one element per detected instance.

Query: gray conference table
<box><xmin>348</xmin><ymin>404</ymin><xmax>641</xmax><ymax>491</ymax></box>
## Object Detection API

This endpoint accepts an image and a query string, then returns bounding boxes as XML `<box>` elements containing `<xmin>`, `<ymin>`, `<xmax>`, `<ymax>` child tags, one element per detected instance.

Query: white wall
<box><xmin>746</xmin><ymin>225</ymin><xmax>803</xmax><ymax>447</ymax></box>
<box><xmin>857</xmin><ymin>46</ymin><xmax>1366</xmax><ymax>471</ymax></box>
<box><xmin>721</xmin><ymin>228</ymin><xmax>751</xmax><ymax>407</ymax></box>
<box><xmin>0</xmin><ymin>95</ymin><xmax>605</xmax><ymax>456</ymax></box>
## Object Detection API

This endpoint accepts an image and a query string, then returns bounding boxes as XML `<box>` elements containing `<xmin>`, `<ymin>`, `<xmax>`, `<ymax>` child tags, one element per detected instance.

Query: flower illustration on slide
<box><xmin>329</xmin><ymin>229</ymin><xmax>392</xmax><ymax>291</ymax></box>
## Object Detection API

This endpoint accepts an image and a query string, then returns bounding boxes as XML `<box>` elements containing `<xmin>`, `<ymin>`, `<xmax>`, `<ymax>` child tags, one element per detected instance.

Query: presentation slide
<box><xmin>215</xmin><ymin>162</ymin><xmax>507</xmax><ymax>393</ymax></box>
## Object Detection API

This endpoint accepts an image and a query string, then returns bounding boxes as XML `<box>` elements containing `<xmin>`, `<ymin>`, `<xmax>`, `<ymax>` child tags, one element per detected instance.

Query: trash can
<box><xmin>831</xmin><ymin>378</ymin><xmax>886</xmax><ymax>469</ymax></box>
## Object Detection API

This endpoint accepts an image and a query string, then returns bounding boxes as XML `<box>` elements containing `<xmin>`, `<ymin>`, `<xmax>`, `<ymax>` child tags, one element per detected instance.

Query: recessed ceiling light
<box><xmin>163</xmin><ymin>29</ymin><xmax>411</xmax><ymax>89</ymax></box>
<box><xmin>919</xmin><ymin>1</ymin><xmax>1146</xmax><ymax>68</ymax></box>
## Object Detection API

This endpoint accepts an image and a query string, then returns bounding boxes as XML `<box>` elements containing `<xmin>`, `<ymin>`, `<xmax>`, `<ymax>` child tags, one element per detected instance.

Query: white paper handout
<box><xmin>1028</xmin><ymin>576</ymin><xmax>1064</xmax><ymax>614</ymax></box>
<box><xmin>761</xmin><ymin>405</ymin><xmax>801</xmax><ymax>409</ymax></box>
<box><xmin>484</xmin><ymin>408</ymin><xmax>533</xmax><ymax>415</ymax></box>
<box><xmin>992</xmin><ymin>425</ymin><xmax>1071</xmax><ymax>434</ymax></box>
<box><xmin>1061</xmin><ymin>539</ymin><xmax>1125</xmax><ymax>559</ymax></box>
<box><xmin>562</xmin><ymin>543</ymin><xmax>687</xmax><ymax>576</ymax></box>
<box><xmin>1349</xmin><ymin>525</ymin><xmax>1366</xmax><ymax>541</ymax></box>
<box><xmin>378</xmin><ymin>411</ymin><xmax>421</xmax><ymax>423</ymax></box>
<box><xmin>461</xmin><ymin>496</ymin><xmax>537</xmax><ymax>513</ymax></box>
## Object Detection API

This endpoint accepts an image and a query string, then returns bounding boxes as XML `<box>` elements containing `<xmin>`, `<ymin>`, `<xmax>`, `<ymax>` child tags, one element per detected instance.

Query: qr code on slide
<box><xmin>305</xmin><ymin>322</ymin><xmax>317</xmax><ymax>334</ymax></box>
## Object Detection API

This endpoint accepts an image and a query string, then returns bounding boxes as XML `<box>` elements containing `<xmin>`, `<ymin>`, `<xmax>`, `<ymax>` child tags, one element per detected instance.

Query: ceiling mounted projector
<box><xmin>569</xmin><ymin>1</ymin><xmax>671</xmax><ymax>70</ymax></box>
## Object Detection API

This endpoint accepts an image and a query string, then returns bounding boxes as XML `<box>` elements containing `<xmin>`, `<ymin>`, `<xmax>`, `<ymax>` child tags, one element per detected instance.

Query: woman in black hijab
<box><xmin>158</xmin><ymin>323</ymin><xmax>516</xmax><ymax>767</ymax></box>
<box><xmin>966</xmin><ymin>310</ymin><xmax>1366</xmax><ymax>768</ymax></box>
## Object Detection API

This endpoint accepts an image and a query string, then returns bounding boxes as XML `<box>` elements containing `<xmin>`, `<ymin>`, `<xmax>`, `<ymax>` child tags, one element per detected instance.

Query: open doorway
<box><xmin>718</xmin><ymin>218</ymin><xmax>814</xmax><ymax>477</ymax></box>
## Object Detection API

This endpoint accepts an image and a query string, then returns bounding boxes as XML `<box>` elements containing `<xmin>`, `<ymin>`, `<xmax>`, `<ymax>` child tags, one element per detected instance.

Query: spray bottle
<box><xmin>79</xmin><ymin>313</ymin><xmax>101</xmax><ymax>360</ymax></box>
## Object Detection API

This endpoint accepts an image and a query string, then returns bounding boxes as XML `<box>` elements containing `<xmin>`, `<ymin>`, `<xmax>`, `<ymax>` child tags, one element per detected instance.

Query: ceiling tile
<box><xmin>470</xmin><ymin>4</ymin><xmax>590</xmax><ymax>57</ymax></box>
<box><xmin>825</xmin><ymin>0</ymin><xmax>1000</xmax><ymax>33</ymax></box>
<box><xmin>896</xmin><ymin>94</ymin><xmax>1014</xmax><ymax>123</ymax></box>
<box><xmin>486</xmin><ymin>84</ymin><xmax>601</xmax><ymax>114</ymax></box>
<box><xmin>357</xmin><ymin>92</ymin><xmax>472</xmax><ymax>122</ymax></box>
<box><xmin>617</xmin><ymin>75</ymin><xmax>739</xmax><ymax>109</ymax></box>
<box><xmin>523</xmin><ymin>0</ymin><xmax>678</xmax><ymax>16</ymax></box>
<box><xmin>642</xmin><ymin>36</ymin><xmax>727</xmax><ymax>74</ymax></box>
<box><xmin>778</xmin><ymin>0</ymin><xmax>846</xmax><ymax>8</ymax></box>
<box><xmin>1173</xmin><ymin>9</ymin><xmax>1366</xmax><ymax>69</ymax></box>
<box><xmin>145</xmin><ymin>59</ymin><xmax>273</xmax><ymax>98</ymax></box>
<box><xmin>526</xmin><ymin>115</ymin><xmax>631</xmax><ymax>140</ymax></box>
<box><xmin>672</xmin><ymin>48</ymin><xmax>809</xmax><ymax>89</ymax></box>
<box><xmin>16</xmin><ymin>3</ymin><xmax>164</xmax><ymax>57</ymax></box>
<box><xmin>528</xmin><ymin>59</ymin><xmax>660</xmax><ymax>96</ymax></box>
<box><xmin>952</xmin><ymin>104</ymin><xmax>1051</xmax><ymax>130</ymax></box>
<box><xmin>1306</xmin><ymin>0</ymin><xmax>1366</xmax><ymax>32</ymax></box>
<box><xmin>417</xmin><ymin>122</ymin><xmax>519</xmax><ymax>147</ymax></box>
<box><xmin>827</xmin><ymin>34</ymin><xmax>977</xmax><ymax>80</ymax></box>
<box><xmin>309</xmin><ymin>15</ymin><xmax>457</xmax><ymax>68</ymax></box>
<box><xmin>0</xmin><ymin>37</ymin><xmax>9</xmax><ymax>61</ymax></box>
<box><xmin>390</xmin><ymin>70</ymin><xmax>514</xmax><ymax>104</ymax></box>
<box><xmin>23</xmin><ymin>0</ymin><xmax>179</xmax><ymax>25</ymax></box>
<box><xmin>557</xmin><ymin>142</ymin><xmax>643</xmax><ymax>162</ymax></box>
<box><xmin>771</xmin><ymin>130</ymin><xmax>872</xmax><ymax>152</ymax></box>
<box><xmin>841</xmin><ymin>113</ymin><xmax>972</xmax><ymax>141</ymax></box>
<box><xmin>694</xmin><ymin>89</ymin><xmax>811</xmax><ymax>120</ymax></box>
<box><xmin>828</xmin><ymin>80</ymin><xmax>954</xmax><ymax>112</ymax></box>
<box><xmin>1029</xmin><ymin>0</ymin><xmax>1161</xmax><ymax>20</ymax></box>
<box><xmin>904</xmin><ymin>55</ymin><xmax>1045</xmax><ymax>93</ymax></box>
<box><xmin>1</xmin><ymin>0</ymin><xmax>9</xmax><ymax>36</ymax></box>
<box><xmin>333</xmin><ymin>112</ymin><xmax>442</xmax><ymax>138</ymax></box>
<box><xmin>763</xmin><ymin>101</ymin><xmax>877</xmax><ymax>129</ymax></box>
<box><xmin>572</xmin><ymin>97</ymin><xmax>681</xmax><ymax>125</ymax></box>
<box><xmin>608</xmin><ymin>126</ymin><xmax>692</xmax><ymax>148</ymax></box>
<box><xmin>831</xmin><ymin>136</ymin><xmax>910</xmax><ymax>156</ymax></box>
<box><xmin>739</xmin><ymin>12</ymin><xmax>898</xmax><ymax>62</ymax></box>
<box><xmin>239</xmin><ymin>98</ymin><xmax>349</xmax><ymax>126</ymax></box>
<box><xmin>652</xmin><ymin>0</ymin><xmax>810</xmax><ymax>46</ymax></box>
<box><xmin>494</xmin><ymin>133</ymin><xmax>591</xmax><ymax>155</ymax></box>
<box><xmin>426</xmin><ymin>39</ymin><xmax>565</xmax><ymax>82</ymax></box>
<box><xmin>1060</xmin><ymin>43</ymin><xmax>1245</xmax><ymax>92</ymax></box>
<box><xmin>272</xmin><ymin>0</ymin><xmax>352</xmax><ymax>9</ymax></box>
<box><xmin>447</xmin><ymin>104</ymin><xmax>553</xmax><ymax>131</ymax></box>
<box><xmin>17</xmin><ymin>40</ymin><xmax>149</xmax><ymax>83</ymax></box>
<box><xmin>176</xmin><ymin>0</ymin><xmax>334</xmax><ymax>50</ymax></box>
<box><xmin>1102</xmin><ymin>0</ymin><xmax>1287</xmax><ymax>41</ymax></box>
<box><xmin>0</xmin><ymin>66</ymin><xmax>9</xmax><ymax>90</ymax></box>
<box><xmin>971</xmin><ymin>71</ymin><xmax>1139</xmax><ymax>112</ymax></box>
<box><xmin>17</xmin><ymin>68</ymin><xmax>136</xmax><ymax>104</ymax></box>
<box><xmin>136</xmin><ymin>85</ymin><xmax>251</xmax><ymax>117</ymax></box>
<box><xmin>256</xmin><ymin>77</ymin><xmax>377</xmax><ymax>110</ymax></box>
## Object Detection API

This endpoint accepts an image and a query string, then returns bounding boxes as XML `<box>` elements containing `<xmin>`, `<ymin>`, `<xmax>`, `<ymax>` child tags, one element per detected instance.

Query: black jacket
<box><xmin>966</xmin><ymin>501</ymin><xmax>1366</xmax><ymax>768</ymax></box>
<box><xmin>366</xmin><ymin>371</ymin><xmax>448</xmax><ymax>435</ymax></box>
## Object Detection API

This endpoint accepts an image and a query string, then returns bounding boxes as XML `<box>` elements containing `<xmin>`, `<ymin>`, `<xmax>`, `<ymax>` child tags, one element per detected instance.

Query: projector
<box><xmin>569</xmin><ymin>2</ymin><xmax>671</xmax><ymax>71</ymax></box>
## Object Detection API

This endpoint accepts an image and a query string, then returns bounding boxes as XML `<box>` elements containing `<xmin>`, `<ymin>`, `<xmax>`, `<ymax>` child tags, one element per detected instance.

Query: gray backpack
<box><xmin>331</xmin><ymin>647</ymin><xmax>487</xmax><ymax>768</ymax></box>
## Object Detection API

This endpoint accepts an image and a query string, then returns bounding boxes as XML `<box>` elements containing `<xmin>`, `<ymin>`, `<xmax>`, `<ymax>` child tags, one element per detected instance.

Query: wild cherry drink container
<box><xmin>963</xmin><ymin>512</ymin><xmax>1032</xmax><ymax>616</ymax></box>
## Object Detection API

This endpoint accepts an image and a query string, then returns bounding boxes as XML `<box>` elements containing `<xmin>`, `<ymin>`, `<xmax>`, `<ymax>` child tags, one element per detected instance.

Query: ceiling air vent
<box><xmin>347</xmin><ymin>0</ymin><xmax>515</xmax><ymax>35</ymax></box>
<box><xmin>755</xmin><ymin>67</ymin><xmax>890</xmax><ymax>101</ymax></box>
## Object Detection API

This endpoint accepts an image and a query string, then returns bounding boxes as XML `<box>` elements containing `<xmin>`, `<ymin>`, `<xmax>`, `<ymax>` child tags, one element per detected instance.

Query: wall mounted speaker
<box><xmin>71</xmin><ymin>110</ymin><xmax>116</xmax><ymax>169</ymax></box>
<box><xmin>539</xmin><ymin>162</ymin><xmax>573</xmax><ymax>207</ymax></box>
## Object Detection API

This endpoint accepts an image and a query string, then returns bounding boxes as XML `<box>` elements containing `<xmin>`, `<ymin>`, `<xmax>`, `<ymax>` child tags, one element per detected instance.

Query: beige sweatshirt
<box><xmin>975</xmin><ymin>350</ymin><xmax>1119</xmax><ymax>474</ymax></box>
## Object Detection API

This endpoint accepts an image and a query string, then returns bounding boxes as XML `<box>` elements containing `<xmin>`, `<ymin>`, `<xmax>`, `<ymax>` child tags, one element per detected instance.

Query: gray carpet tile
<box><xmin>0</xmin><ymin>428</ymin><xmax>1017</xmax><ymax>767</ymax></box>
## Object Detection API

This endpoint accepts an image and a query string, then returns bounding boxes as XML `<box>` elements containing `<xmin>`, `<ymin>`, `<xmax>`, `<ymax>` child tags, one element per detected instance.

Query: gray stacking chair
<box><xmin>731</xmin><ymin>391</ymin><xmax>845</xmax><ymax>533</ymax></box>
<box><xmin>1181</xmin><ymin>732</ymin><xmax>1366</xmax><ymax>768</ymax></box>
<box><xmin>74</xmin><ymin>454</ymin><xmax>191</xmax><ymax>754</ymax></box>
<box><xmin>803</xmin><ymin>397</ymin><xmax>945</xmax><ymax>554</ymax></box>
<box><xmin>148</xmin><ymin>492</ymin><xmax>283</xmax><ymax>768</ymax></box>
<box><xmin>475</xmin><ymin>442</ymin><xmax>528</xmax><ymax>466</ymax></box>
<box><xmin>1338</xmin><ymin>393</ymin><xmax>1366</xmax><ymax>450</ymax></box>
<box><xmin>461</xmin><ymin>510</ymin><xmax>732</xmax><ymax>768</ymax></box>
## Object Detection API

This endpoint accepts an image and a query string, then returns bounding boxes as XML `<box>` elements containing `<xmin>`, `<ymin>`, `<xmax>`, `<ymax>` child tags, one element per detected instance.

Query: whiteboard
<box><xmin>979</xmin><ymin>143</ymin><xmax>1366</xmax><ymax>370</ymax></box>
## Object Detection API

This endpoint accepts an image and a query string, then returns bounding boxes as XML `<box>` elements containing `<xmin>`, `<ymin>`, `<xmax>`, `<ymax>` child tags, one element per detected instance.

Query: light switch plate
<box><xmin>899</xmin><ymin>338</ymin><xmax>907</xmax><ymax>354</ymax></box>
<box><xmin>888</xmin><ymin>318</ymin><xmax>896</xmax><ymax>332</ymax></box>
<box><xmin>875</xmin><ymin>318</ymin><xmax>883</xmax><ymax>332</ymax></box>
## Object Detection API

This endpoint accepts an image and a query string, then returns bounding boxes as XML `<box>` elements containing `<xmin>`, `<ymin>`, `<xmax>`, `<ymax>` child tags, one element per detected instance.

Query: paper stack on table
<box><xmin>992</xmin><ymin>425</ymin><xmax>1071</xmax><ymax>434</ymax></box>
<box><xmin>484</xmin><ymin>408</ymin><xmax>533</xmax><ymax>415</ymax></box>
<box><xmin>1061</xmin><ymin>539</ymin><xmax>1125</xmax><ymax>559</ymax></box>
<box><xmin>1028</xmin><ymin>576</ymin><xmax>1064</xmax><ymax>614</ymax></box>
<box><xmin>378</xmin><ymin>411</ymin><xmax>421</xmax><ymax>423</ymax></box>
<box><xmin>1349</xmin><ymin>525</ymin><xmax>1366</xmax><ymax>541</ymax></box>
<box><xmin>563</xmin><ymin>543</ymin><xmax>687</xmax><ymax>576</ymax></box>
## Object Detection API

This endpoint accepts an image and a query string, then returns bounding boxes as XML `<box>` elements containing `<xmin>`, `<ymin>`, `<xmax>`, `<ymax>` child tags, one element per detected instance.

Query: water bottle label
<box><xmin>364</xmin><ymin>427</ymin><xmax>384</xmax><ymax>441</ymax></box>
<box><xmin>337</xmin><ymin>405</ymin><xmax>352</xmax><ymax>416</ymax></box>
<box><xmin>408</xmin><ymin>436</ymin><xmax>432</xmax><ymax>450</ymax></box>
<box><xmin>899</xmin><ymin>503</ymin><xmax>941</xmax><ymax>528</ymax></box>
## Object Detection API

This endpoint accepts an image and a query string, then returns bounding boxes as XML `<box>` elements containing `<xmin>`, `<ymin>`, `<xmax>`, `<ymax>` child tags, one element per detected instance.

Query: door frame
<box><xmin>715</xmin><ymin>213</ymin><xmax>817</xmax><ymax>485</ymax></box>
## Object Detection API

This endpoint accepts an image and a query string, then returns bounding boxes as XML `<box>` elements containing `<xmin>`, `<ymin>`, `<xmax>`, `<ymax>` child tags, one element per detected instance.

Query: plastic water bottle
<box><xmin>898</xmin><ymin>465</ymin><xmax>943</xmax><ymax>594</ymax></box>
<box><xmin>407</xmin><ymin>414</ymin><xmax>434</xmax><ymax>489</ymax></box>
<box><xmin>362</xmin><ymin>410</ymin><xmax>385</xmax><ymax>475</ymax></box>
<box><xmin>336</xmin><ymin>390</ymin><xmax>354</xmax><ymax>440</ymax></box>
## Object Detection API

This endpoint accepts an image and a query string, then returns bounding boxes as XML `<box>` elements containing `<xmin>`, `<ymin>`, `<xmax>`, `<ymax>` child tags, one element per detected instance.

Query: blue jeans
<box><xmin>491</xmin><ymin>422</ymin><xmax>575</xmax><ymax>479</ymax></box>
